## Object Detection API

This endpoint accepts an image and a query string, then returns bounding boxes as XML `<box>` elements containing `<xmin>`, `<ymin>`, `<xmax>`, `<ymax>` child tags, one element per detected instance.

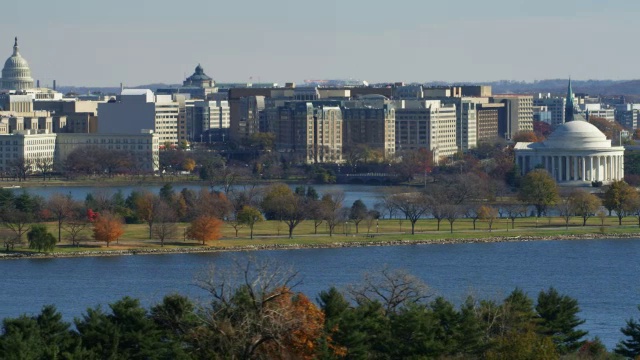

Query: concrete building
<box><xmin>534</xmin><ymin>94</ymin><xmax>565</xmax><ymax>125</ymax></box>
<box><xmin>395</xmin><ymin>100</ymin><xmax>457</xmax><ymax>163</ymax></box>
<box><xmin>34</xmin><ymin>99</ymin><xmax>101</xmax><ymax>133</ymax></box>
<box><xmin>533</xmin><ymin>106</ymin><xmax>552</xmax><ymax>123</ymax></box>
<box><xmin>476</xmin><ymin>103</ymin><xmax>505</xmax><ymax>143</ymax></box>
<box><xmin>615</xmin><ymin>104</ymin><xmax>639</xmax><ymax>130</ymax></box>
<box><xmin>491</xmin><ymin>95</ymin><xmax>534</xmax><ymax>140</ymax></box>
<box><xmin>185</xmin><ymin>100</ymin><xmax>230</xmax><ymax>142</ymax></box>
<box><xmin>0</xmin><ymin>93</ymin><xmax>33</xmax><ymax>112</ymax></box>
<box><xmin>342</xmin><ymin>103</ymin><xmax>395</xmax><ymax>159</ymax></box>
<box><xmin>0</xmin><ymin>129</ymin><xmax>56</xmax><ymax>173</ymax></box>
<box><xmin>98</xmin><ymin>90</ymin><xmax>179</xmax><ymax>146</ymax></box>
<box><xmin>460</xmin><ymin>85</ymin><xmax>492</xmax><ymax>97</ymax></box>
<box><xmin>588</xmin><ymin>108</ymin><xmax>615</xmax><ymax>122</ymax></box>
<box><xmin>55</xmin><ymin>132</ymin><xmax>159</xmax><ymax>172</ymax></box>
<box><xmin>268</xmin><ymin>102</ymin><xmax>343</xmax><ymax>163</ymax></box>
<box><xmin>1</xmin><ymin>38</ymin><xmax>34</xmax><ymax>91</ymax></box>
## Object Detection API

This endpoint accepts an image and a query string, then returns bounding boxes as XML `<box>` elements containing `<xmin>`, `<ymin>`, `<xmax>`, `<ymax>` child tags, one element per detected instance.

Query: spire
<box><xmin>565</xmin><ymin>77</ymin><xmax>574</xmax><ymax>122</ymax></box>
<box><xmin>14</xmin><ymin>37</ymin><xmax>17</xmax><ymax>47</ymax></box>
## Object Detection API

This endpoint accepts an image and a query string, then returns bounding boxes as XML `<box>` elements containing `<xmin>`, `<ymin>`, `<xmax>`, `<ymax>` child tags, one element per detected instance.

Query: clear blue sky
<box><xmin>5</xmin><ymin>0</ymin><xmax>639</xmax><ymax>86</ymax></box>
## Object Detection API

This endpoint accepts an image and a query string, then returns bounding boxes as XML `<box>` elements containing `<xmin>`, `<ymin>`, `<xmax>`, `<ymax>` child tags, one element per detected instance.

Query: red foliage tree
<box><xmin>92</xmin><ymin>212</ymin><xmax>124</xmax><ymax>247</ymax></box>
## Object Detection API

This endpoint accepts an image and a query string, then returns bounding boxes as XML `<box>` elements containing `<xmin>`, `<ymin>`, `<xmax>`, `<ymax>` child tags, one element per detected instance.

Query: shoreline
<box><xmin>1</xmin><ymin>232</ymin><xmax>638</xmax><ymax>260</ymax></box>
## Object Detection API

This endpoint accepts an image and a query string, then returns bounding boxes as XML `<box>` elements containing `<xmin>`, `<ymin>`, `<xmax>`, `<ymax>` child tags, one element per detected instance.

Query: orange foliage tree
<box><xmin>187</xmin><ymin>215</ymin><xmax>222</xmax><ymax>245</ymax></box>
<box><xmin>92</xmin><ymin>211</ymin><xmax>124</xmax><ymax>247</ymax></box>
<box><xmin>511</xmin><ymin>131</ymin><xmax>539</xmax><ymax>143</ymax></box>
<box><xmin>258</xmin><ymin>288</ymin><xmax>327</xmax><ymax>359</ymax></box>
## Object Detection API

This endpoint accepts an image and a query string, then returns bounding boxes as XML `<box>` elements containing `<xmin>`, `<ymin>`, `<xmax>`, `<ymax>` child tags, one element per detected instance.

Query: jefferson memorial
<box><xmin>514</xmin><ymin>80</ymin><xmax>624</xmax><ymax>185</ymax></box>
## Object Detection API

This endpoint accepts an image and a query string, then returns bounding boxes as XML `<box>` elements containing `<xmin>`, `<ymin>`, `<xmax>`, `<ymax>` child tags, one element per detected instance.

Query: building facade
<box><xmin>395</xmin><ymin>101</ymin><xmax>457</xmax><ymax>163</ymax></box>
<box><xmin>342</xmin><ymin>104</ymin><xmax>395</xmax><ymax>159</ymax></box>
<box><xmin>491</xmin><ymin>95</ymin><xmax>534</xmax><ymax>140</ymax></box>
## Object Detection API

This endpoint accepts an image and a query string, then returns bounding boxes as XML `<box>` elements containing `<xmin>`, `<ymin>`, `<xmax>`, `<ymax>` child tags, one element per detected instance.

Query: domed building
<box><xmin>514</xmin><ymin>80</ymin><xmax>624</xmax><ymax>185</ymax></box>
<box><xmin>1</xmin><ymin>37</ymin><xmax>34</xmax><ymax>91</ymax></box>
<box><xmin>183</xmin><ymin>64</ymin><xmax>214</xmax><ymax>88</ymax></box>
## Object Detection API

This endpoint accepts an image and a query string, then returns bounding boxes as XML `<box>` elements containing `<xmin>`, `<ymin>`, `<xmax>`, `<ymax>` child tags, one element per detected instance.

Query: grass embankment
<box><xmin>2</xmin><ymin>215</ymin><xmax>640</xmax><ymax>259</ymax></box>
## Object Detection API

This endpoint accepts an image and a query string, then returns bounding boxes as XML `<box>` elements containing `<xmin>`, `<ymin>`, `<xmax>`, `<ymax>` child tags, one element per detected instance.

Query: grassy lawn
<box><xmin>2</xmin><ymin>215</ymin><xmax>639</xmax><ymax>256</ymax></box>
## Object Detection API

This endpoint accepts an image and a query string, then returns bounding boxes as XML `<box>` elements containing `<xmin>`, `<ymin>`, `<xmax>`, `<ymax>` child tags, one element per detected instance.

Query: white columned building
<box><xmin>514</xmin><ymin>120</ymin><xmax>624</xmax><ymax>186</ymax></box>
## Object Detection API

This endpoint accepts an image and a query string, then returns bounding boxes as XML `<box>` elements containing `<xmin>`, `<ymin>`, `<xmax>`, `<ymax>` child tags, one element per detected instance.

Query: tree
<box><xmin>193</xmin><ymin>256</ymin><xmax>305</xmax><ymax>359</ymax></box>
<box><xmin>389</xmin><ymin>192</ymin><xmax>430</xmax><ymax>235</ymax></box>
<box><xmin>503</xmin><ymin>203</ymin><xmax>527</xmax><ymax>229</ymax></box>
<box><xmin>347</xmin><ymin>267</ymin><xmax>431</xmax><ymax>314</ymax></box>
<box><xmin>535</xmin><ymin>287</ymin><xmax>587</xmax><ymax>354</ymax></box>
<box><xmin>134</xmin><ymin>191</ymin><xmax>158</xmax><ymax>239</ymax></box>
<box><xmin>0</xmin><ymin>208</ymin><xmax>32</xmax><ymax>250</ymax></box>
<box><xmin>27</xmin><ymin>225</ymin><xmax>56</xmax><ymax>253</ymax></box>
<box><xmin>63</xmin><ymin>208</ymin><xmax>89</xmax><ymax>247</ymax></box>
<box><xmin>442</xmin><ymin>204</ymin><xmax>462</xmax><ymax>233</ymax></box>
<box><xmin>47</xmin><ymin>193</ymin><xmax>75</xmax><ymax>242</ymax></box>
<box><xmin>151</xmin><ymin>200</ymin><xmax>177</xmax><ymax>246</ymax></box>
<box><xmin>511</xmin><ymin>131</ymin><xmax>539</xmax><ymax>143</ymax></box>
<box><xmin>568</xmin><ymin>189</ymin><xmax>601</xmax><ymax>226</ymax></box>
<box><xmin>260</xmin><ymin>184</ymin><xmax>309</xmax><ymax>239</ymax></box>
<box><xmin>182</xmin><ymin>158</ymin><xmax>196</xmax><ymax>172</ymax></box>
<box><xmin>92</xmin><ymin>212</ymin><xmax>124</xmax><ymax>247</ymax></box>
<box><xmin>478</xmin><ymin>205</ymin><xmax>499</xmax><ymax>232</ymax></box>
<box><xmin>603</xmin><ymin>180</ymin><xmax>638</xmax><ymax>225</ymax></box>
<box><xmin>616</xmin><ymin>305</ymin><xmax>640</xmax><ymax>358</ymax></box>
<box><xmin>237</xmin><ymin>205</ymin><xmax>264</xmax><ymax>239</ymax></box>
<box><xmin>349</xmin><ymin>200</ymin><xmax>368</xmax><ymax>234</ymax></box>
<box><xmin>186</xmin><ymin>215</ymin><xmax>222</xmax><ymax>245</ymax></box>
<box><xmin>518</xmin><ymin>169</ymin><xmax>559</xmax><ymax>217</ymax></box>
<box><xmin>556</xmin><ymin>194</ymin><xmax>574</xmax><ymax>229</ymax></box>
<box><xmin>321</xmin><ymin>192</ymin><xmax>345</xmax><ymax>237</ymax></box>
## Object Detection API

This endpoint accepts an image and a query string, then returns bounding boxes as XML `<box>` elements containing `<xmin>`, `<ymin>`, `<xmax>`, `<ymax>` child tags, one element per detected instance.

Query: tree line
<box><xmin>1</xmin><ymin>259</ymin><xmax>639</xmax><ymax>359</ymax></box>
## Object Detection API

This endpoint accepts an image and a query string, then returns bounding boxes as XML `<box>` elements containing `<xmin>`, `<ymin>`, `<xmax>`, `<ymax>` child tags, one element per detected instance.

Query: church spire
<box><xmin>565</xmin><ymin>77</ymin><xmax>574</xmax><ymax>122</ymax></box>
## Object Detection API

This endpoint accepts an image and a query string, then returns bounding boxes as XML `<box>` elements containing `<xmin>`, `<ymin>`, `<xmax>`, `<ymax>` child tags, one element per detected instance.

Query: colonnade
<box><xmin>517</xmin><ymin>154</ymin><xmax>624</xmax><ymax>183</ymax></box>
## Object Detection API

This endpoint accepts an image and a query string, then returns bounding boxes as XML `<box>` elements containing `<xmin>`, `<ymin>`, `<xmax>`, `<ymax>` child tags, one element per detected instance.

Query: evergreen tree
<box><xmin>616</xmin><ymin>305</ymin><xmax>640</xmax><ymax>358</ymax></box>
<box><xmin>535</xmin><ymin>287</ymin><xmax>587</xmax><ymax>353</ymax></box>
<box><xmin>27</xmin><ymin>224</ymin><xmax>56</xmax><ymax>253</ymax></box>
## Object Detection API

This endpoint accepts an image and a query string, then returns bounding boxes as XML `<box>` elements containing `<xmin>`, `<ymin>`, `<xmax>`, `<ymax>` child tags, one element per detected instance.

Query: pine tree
<box><xmin>615</xmin><ymin>306</ymin><xmax>640</xmax><ymax>358</ymax></box>
<box><xmin>535</xmin><ymin>287</ymin><xmax>587</xmax><ymax>353</ymax></box>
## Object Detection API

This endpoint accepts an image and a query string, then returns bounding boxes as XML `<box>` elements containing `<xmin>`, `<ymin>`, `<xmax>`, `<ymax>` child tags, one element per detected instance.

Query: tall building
<box><xmin>476</xmin><ymin>103</ymin><xmax>506</xmax><ymax>143</ymax></box>
<box><xmin>395</xmin><ymin>101</ymin><xmax>457</xmax><ymax>163</ymax></box>
<box><xmin>97</xmin><ymin>90</ymin><xmax>179</xmax><ymax>146</ymax></box>
<box><xmin>268</xmin><ymin>102</ymin><xmax>343</xmax><ymax>163</ymax></box>
<box><xmin>1</xmin><ymin>38</ymin><xmax>34</xmax><ymax>91</ymax></box>
<box><xmin>185</xmin><ymin>100</ymin><xmax>230</xmax><ymax>142</ymax></box>
<box><xmin>534</xmin><ymin>93</ymin><xmax>565</xmax><ymax>125</ymax></box>
<box><xmin>491</xmin><ymin>95</ymin><xmax>533</xmax><ymax>140</ymax></box>
<box><xmin>342</xmin><ymin>103</ymin><xmax>395</xmax><ymax>159</ymax></box>
<box><xmin>615</xmin><ymin>104</ymin><xmax>639</xmax><ymax>130</ymax></box>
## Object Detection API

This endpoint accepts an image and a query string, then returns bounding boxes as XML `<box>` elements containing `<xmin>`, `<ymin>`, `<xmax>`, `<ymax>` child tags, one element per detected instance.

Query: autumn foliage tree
<box><xmin>187</xmin><ymin>215</ymin><xmax>222</xmax><ymax>245</ymax></box>
<box><xmin>92</xmin><ymin>212</ymin><xmax>124</xmax><ymax>247</ymax></box>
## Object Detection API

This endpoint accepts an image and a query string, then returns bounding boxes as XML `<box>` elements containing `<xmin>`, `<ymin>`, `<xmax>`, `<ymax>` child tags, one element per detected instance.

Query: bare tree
<box><xmin>63</xmin><ymin>216</ymin><xmax>89</xmax><ymax>247</ymax></box>
<box><xmin>9</xmin><ymin>158</ymin><xmax>30</xmax><ymax>182</ymax></box>
<box><xmin>34</xmin><ymin>157</ymin><xmax>54</xmax><ymax>181</ymax></box>
<box><xmin>388</xmin><ymin>191</ymin><xmax>430</xmax><ymax>235</ymax></box>
<box><xmin>443</xmin><ymin>204</ymin><xmax>462</xmax><ymax>233</ymax></box>
<box><xmin>194</xmin><ymin>256</ymin><xmax>302</xmax><ymax>359</ymax></box>
<box><xmin>556</xmin><ymin>194</ymin><xmax>574</xmax><ymax>229</ymax></box>
<box><xmin>503</xmin><ymin>203</ymin><xmax>528</xmax><ymax>229</ymax></box>
<box><xmin>0</xmin><ymin>209</ymin><xmax>32</xmax><ymax>249</ymax></box>
<box><xmin>47</xmin><ymin>193</ymin><xmax>75</xmax><ymax>242</ymax></box>
<box><xmin>347</xmin><ymin>266</ymin><xmax>432</xmax><ymax>314</ymax></box>
<box><xmin>152</xmin><ymin>201</ymin><xmax>178</xmax><ymax>247</ymax></box>
<box><xmin>321</xmin><ymin>192</ymin><xmax>345</xmax><ymax>237</ymax></box>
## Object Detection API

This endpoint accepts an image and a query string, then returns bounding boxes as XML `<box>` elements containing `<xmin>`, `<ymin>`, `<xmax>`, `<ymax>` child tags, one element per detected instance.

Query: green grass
<box><xmin>2</xmin><ymin>215</ymin><xmax>640</xmax><ymax>257</ymax></box>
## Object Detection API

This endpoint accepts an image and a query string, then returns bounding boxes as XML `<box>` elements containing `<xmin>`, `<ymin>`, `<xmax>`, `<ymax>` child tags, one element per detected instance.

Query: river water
<box><xmin>1</xmin><ymin>238</ymin><xmax>638</xmax><ymax>350</ymax></box>
<box><xmin>11</xmin><ymin>183</ymin><xmax>387</xmax><ymax>210</ymax></box>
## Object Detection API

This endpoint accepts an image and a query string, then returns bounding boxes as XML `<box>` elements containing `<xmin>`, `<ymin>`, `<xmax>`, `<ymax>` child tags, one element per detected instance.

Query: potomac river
<box><xmin>1</xmin><ymin>238</ymin><xmax>639</xmax><ymax>350</ymax></box>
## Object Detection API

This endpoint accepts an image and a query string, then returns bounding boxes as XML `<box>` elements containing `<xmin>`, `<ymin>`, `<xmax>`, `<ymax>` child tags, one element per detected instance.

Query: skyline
<box><xmin>6</xmin><ymin>0</ymin><xmax>640</xmax><ymax>87</ymax></box>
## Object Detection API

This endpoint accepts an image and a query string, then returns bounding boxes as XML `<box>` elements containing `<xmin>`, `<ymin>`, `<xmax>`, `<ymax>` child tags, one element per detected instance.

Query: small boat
<box><xmin>2</xmin><ymin>185</ymin><xmax>21</xmax><ymax>189</ymax></box>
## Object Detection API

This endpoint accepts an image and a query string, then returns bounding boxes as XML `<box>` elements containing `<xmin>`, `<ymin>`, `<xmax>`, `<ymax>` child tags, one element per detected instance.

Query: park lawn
<box><xmin>5</xmin><ymin>216</ymin><xmax>640</xmax><ymax>256</ymax></box>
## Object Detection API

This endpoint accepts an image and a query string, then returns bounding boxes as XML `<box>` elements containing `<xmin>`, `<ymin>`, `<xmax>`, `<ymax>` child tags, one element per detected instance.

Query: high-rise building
<box><xmin>342</xmin><ymin>103</ymin><xmax>395</xmax><ymax>159</ymax></box>
<box><xmin>476</xmin><ymin>103</ymin><xmax>506</xmax><ymax>143</ymax></box>
<box><xmin>395</xmin><ymin>101</ymin><xmax>457</xmax><ymax>163</ymax></box>
<box><xmin>268</xmin><ymin>102</ymin><xmax>343</xmax><ymax>163</ymax></box>
<box><xmin>615</xmin><ymin>104</ymin><xmax>639</xmax><ymax>130</ymax></box>
<box><xmin>185</xmin><ymin>100</ymin><xmax>230</xmax><ymax>142</ymax></box>
<box><xmin>490</xmin><ymin>95</ymin><xmax>533</xmax><ymax>140</ymax></box>
<box><xmin>534</xmin><ymin>93</ymin><xmax>565</xmax><ymax>125</ymax></box>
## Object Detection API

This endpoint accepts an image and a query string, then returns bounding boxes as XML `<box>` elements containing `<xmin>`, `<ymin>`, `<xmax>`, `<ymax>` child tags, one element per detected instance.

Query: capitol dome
<box><xmin>542</xmin><ymin>120</ymin><xmax>611</xmax><ymax>149</ymax></box>
<box><xmin>1</xmin><ymin>37</ymin><xmax>34</xmax><ymax>91</ymax></box>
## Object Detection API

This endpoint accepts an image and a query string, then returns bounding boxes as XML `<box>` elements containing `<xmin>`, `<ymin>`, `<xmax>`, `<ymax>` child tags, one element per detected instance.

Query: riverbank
<box><xmin>1</xmin><ymin>231</ymin><xmax>638</xmax><ymax>260</ymax></box>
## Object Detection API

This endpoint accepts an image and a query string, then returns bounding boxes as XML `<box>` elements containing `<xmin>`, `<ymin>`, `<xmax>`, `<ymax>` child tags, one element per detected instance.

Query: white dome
<box><xmin>543</xmin><ymin>120</ymin><xmax>611</xmax><ymax>149</ymax></box>
<box><xmin>1</xmin><ymin>37</ymin><xmax>34</xmax><ymax>91</ymax></box>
